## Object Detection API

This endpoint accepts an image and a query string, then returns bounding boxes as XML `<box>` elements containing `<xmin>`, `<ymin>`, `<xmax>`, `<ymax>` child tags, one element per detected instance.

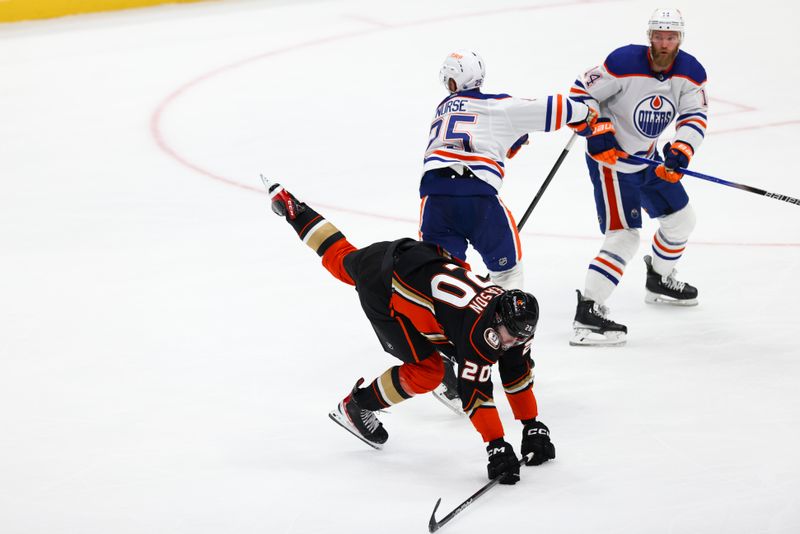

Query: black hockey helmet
<box><xmin>496</xmin><ymin>290</ymin><xmax>539</xmax><ymax>339</ymax></box>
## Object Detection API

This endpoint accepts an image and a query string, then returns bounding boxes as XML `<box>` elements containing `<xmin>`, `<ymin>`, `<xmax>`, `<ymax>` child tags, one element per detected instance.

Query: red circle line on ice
<box><xmin>150</xmin><ymin>2</ymin><xmax>800</xmax><ymax>248</ymax></box>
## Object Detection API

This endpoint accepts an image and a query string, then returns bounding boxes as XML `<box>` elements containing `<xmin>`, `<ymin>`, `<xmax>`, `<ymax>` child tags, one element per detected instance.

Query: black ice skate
<box><xmin>328</xmin><ymin>378</ymin><xmax>389</xmax><ymax>450</ymax></box>
<box><xmin>644</xmin><ymin>255</ymin><xmax>698</xmax><ymax>306</ymax></box>
<box><xmin>260</xmin><ymin>175</ymin><xmax>305</xmax><ymax>220</ymax></box>
<box><xmin>570</xmin><ymin>290</ymin><xmax>627</xmax><ymax>347</ymax></box>
<box><xmin>431</xmin><ymin>356</ymin><xmax>464</xmax><ymax>416</ymax></box>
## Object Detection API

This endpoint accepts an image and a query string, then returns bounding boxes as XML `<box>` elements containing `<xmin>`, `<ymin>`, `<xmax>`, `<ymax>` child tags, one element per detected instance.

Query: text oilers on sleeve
<box><xmin>569</xmin><ymin>44</ymin><xmax>708</xmax><ymax>174</ymax></box>
<box><xmin>423</xmin><ymin>88</ymin><xmax>589</xmax><ymax>193</ymax></box>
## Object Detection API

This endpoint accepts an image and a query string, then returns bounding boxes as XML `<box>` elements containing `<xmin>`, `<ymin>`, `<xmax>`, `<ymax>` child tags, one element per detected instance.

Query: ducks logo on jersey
<box><xmin>633</xmin><ymin>95</ymin><xmax>675</xmax><ymax>138</ymax></box>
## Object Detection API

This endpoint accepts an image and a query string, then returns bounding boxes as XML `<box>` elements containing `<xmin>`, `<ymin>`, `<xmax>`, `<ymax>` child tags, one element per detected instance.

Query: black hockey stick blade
<box><xmin>428</xmin><ymin>453</ymin><xmax>533</xmax><ymax>533</ymax></box>
<box><xmin>428</xmin><ymin>498</ymin><xmax>443</xmax><ymax>533</ymax></box>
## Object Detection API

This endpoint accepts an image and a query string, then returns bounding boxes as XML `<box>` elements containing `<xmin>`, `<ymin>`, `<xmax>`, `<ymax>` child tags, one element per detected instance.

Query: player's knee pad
<box><xmin>489</xmin><ymin>262</ymin><xmax>525</xmax><ymax>290</ymax></box>
<box><xmin>601</xmin><ymin>228</ymin><xmax>640</xmax><ymax>262</ymax></box>
<box><xmin>658</xmin><ymin>203</ymin><xmax>696</xmax><ymax>242</ymax></box>
<box><xmin>398</xmin><ymin>353</ymin><xmax>445</xmax><ymax>395</ymax></box>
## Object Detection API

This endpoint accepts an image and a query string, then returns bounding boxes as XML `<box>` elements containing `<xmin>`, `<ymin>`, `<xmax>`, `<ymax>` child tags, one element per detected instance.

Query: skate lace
<box><xmin>359</xmin><ymin>409</ymin><xmax>380</xmax><ymax>433</ymax></box>
<box><xmin>662</xmin><ymin>270</ymin><xmax>686</xmax><ymax>292</ymax></box>
<box><xmin>591</xmin><ymin>302</ymin><xmax>618</xmax><ymax>326</ymax></box>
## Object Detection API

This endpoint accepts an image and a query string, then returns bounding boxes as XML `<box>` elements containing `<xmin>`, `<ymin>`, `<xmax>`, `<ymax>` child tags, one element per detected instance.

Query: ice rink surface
<box><xmin>2</xmin><ymin>0</ymin><xmax>800</xmax><ymax>532</ymax></box>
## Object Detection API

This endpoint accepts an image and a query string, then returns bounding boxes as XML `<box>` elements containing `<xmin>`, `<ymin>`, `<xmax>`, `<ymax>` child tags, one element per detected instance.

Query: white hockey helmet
<box><xmin>439</xmin><ymin>50</ymin><xmax>485</xmax><ymax>93</ymax></box>
<box><xmin>647</xmin><ymin>8</ymin><xmax>685</xmax><ymax>42</ymax></box>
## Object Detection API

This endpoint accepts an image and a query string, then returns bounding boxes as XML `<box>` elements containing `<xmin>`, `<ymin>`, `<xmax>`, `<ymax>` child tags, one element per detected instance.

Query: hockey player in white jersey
<box><xmin>420</xmin><ymin>50</ymin><xmax>597</xmax><ymax>405</ymax></box>
<box><xmin>420</xmin><ymin>49</ymin><xmax>595</xmax><ymax>290</ymax></box>
<box><xmin>567</xmin><ymin>8</ymin><xmax>708</xmax><ymax>346</ymax></box>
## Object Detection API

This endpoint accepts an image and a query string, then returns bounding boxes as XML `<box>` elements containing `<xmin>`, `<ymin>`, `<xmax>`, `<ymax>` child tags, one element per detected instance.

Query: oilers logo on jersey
<box><xmin>633</xmin><ymin>95</ymin><xmax>676</xmax><ymax>138</ymax></box>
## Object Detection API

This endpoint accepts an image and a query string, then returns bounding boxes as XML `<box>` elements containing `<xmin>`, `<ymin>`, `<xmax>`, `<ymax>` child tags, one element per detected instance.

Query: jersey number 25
<box><xmin>428</xmin><ymin>114</ymin><xmax>478</xmax><ymax>152</ymax></box>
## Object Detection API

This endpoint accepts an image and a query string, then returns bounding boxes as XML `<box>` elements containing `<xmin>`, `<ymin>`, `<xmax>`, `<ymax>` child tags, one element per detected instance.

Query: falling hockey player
<box><xmin>567</xmin><ymin>8</ymin><xmax>708</xmax><ymax>346</ymax></box>
<box><xmin>264</xmin><ymin>177</ymin><xmax>556</xmax><ymax>483</ymax></box>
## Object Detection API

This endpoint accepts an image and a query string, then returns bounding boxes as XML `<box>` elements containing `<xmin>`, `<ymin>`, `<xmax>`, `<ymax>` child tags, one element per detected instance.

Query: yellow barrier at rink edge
<box><xmin>0</xmin><ymin>0</ymin><xmax>206</xmax><ymax>23</ymax></box>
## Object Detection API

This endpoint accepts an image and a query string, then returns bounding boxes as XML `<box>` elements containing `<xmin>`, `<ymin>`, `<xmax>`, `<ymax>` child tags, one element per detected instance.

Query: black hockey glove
<box><xmin>486</xmin><ymin>438</ymin><xmax>520</xmax><ymax>485</ymax></box>
<box><xmin>521</xmin><ymin>419</ymin><xmax>556</xmax><ymax>466</ymax></box>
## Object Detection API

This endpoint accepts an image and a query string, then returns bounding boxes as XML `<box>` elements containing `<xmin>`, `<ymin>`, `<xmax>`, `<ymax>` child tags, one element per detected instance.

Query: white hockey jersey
<box><xmin>570</xmin><ymin>45</ymin><xmax>708</xmax><ymax>174</ymax></box>
<box><xmin>422</xmin><ymin>90</ymin><xmax>590</xmax><ymax>193</ymax></box>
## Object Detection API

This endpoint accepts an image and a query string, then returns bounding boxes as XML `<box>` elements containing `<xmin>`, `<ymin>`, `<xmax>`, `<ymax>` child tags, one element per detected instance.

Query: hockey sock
<box><xmin>284</xmin><ymin>204</ymin><xmax>356</xmax><ymax>285</ymax></box>
<box><xmin>285</xmin><ymin>204</ymin><xmax>347</xmax><ymax>259</ymax></box>
<box><xmin>353</xmin><ymin>366</ymin><xmax>414</xmax><ymax>411</ymax></box>
<box><xmin>584</xmin><ymin>229</ymin><xmax>639</xmax><ymax>303</ymax></box>
<box><xmin>489</xmin><ymin>262</ymin><xmax>525</xmax><ymax>290</ymax></box>
<box><xmin>651</xmin><ymin>204</ymin><xmax>696</xmax><ymax>275</ymax></box>
<box><xmin>352</xmin><ymin>355</ymin><xmax>445</xmax><ymax>410</ymax></box>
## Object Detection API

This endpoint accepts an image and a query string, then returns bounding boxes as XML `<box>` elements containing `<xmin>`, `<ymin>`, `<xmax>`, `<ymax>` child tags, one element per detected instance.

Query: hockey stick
<box><xmin>428</xmin><ymin>453</ymin><xmax>533</xmax><ymax>533</ymax></box>
<box><xmin>516</xmin><ymin>132</ymin><xmax>579</xmax><ymax>231</ymax></box>
<box><xmin>622</xmin><ymin>154</ymin><xmax>800</xmax><ymax>207</ymax></box>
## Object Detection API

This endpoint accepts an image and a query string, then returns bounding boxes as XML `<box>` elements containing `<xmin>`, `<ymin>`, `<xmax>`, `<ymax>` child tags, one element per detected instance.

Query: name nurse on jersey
<box><xmin>436</xmin><ymin>99</ymin><xmax>467</xmax><ymax>117</ymax></box>
<box><xmin>634</xmin><ymin>95</ymin><xmax>675</xmax><ymax>138</ymax></box>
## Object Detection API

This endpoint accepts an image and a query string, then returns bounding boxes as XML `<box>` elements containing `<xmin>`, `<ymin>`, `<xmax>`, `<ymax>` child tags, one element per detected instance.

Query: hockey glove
<box><xmin>521</xmin><ymin>419</ymin><xmax>556</xmax><ymax>466</ymax></box>
<box><xmin>569</xmin><ymin>111</ymin><xmax>623</xmax><ymax>166</ymax></box>
<box><xmin>486</xmin><ymin>438</ymin><xmax>520</xmax><ymax>485</ymax></box>
<box><xmin>655</xmin><ymin>141</ymin><xmax>693</xmax><ymax>183</ymax></box>
<box><xmin>506</xmin><ymin>134</ymin><xmax>529</xmax><ymax>159</ymax></box>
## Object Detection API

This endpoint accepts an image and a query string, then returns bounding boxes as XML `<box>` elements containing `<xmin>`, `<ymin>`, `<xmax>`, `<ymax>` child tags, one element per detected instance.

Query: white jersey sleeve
<box><xmin>673</xmin><ymin>80</ymin><xmax>708</xmax><ymax>154</ymax></box>
<box><xmin>422</xmin><ymin>90</ymin><xmax>589</xmax><ymax>191</ymax></box>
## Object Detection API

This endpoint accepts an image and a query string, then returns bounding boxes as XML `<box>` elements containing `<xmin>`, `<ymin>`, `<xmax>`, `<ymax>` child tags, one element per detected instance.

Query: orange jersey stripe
<box><xmin>678</xmin><ymin>118</ymin><xmax>707</xmax><ymax>129</ymax></box>
<box><xmin>390</xmin><ymin>293</ymin><xmax>443</xmax><ymax>338</ymax></box>
<box><xmin>432</xmin><ymin>149</ymin><xmax>504</xmax><ymax>176</ymax></box>
<box><xmin>555</xmin><ymin>94</ymin><xmax>563</xmax><ymax>130</ymax></box>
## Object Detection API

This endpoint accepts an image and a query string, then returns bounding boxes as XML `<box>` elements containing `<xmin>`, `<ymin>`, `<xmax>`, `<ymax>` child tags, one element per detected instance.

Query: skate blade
<box><xmin>431</xmin><ymin>386</ymin><xmax>465</xmax><ymax>417</ymax></box>
<box><xmin>570</xmin><ymin>328</ymin><xmax>626</xmax><ymax>347</ymax></box>
<box><xmin>645</xmin><ymin>291</ymin><xmax>698</xmax><ymax>307</ymax></box>
<box><xmin>328</xmin><ymin>408</ymin><xmax>384</xmax><ymax>450</ymax></box>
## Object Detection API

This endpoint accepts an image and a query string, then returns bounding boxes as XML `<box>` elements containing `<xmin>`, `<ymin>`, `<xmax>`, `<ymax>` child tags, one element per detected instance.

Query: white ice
<box><xmin>2</xmin><ymin>1</ymin><xmax>799</xmax><ymax>533</ymax></box>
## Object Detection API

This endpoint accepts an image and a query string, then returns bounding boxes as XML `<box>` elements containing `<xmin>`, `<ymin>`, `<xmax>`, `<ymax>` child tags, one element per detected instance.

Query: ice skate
<box><xmin>644</xmin><ymin>255</ymin><xmax>698</xmax><ymax>306</ymax></box>
<box><xmin>328</xmin><ymin>379</ymin><xmax>388</xmax><ymax>450</ymax></box>
<box><xmin>260</xmin><ymin>175</ymin><xmax>305</xmax><ymax>220</ymax></box>
<box><xmin>431</xmin><ymin>358</ymin><xmax>464</xmax><ymax>416</ymax></box>
<box><xmin>570</xmin><ymin>290</ymin><xmax>627</xmax><ymax>347</ymax></box>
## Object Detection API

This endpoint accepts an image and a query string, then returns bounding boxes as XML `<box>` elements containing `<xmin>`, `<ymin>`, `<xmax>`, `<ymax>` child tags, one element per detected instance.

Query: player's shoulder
<box><xmin>670</xmin><ymin>49</ymin><xmax>707</xmax><ymax>85</ymax></box>
<box><xmin>604</xmin><ymin>44</ymin><xmax>650</xmax><ymax>76</ymax></box>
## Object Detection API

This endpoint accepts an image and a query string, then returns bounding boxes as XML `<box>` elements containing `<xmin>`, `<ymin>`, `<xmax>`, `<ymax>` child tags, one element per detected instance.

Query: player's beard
<box><xmin>650</xmin><ymin>46</ymin><xmax>678</xmax><ymax>71</ymax></box>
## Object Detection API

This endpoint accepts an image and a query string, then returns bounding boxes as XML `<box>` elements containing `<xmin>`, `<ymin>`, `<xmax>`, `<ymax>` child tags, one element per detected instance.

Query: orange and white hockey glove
<box><xmin>655</xmin><ymin>141</ymin><xmax>693</xmax><ymax>183</ymax></box>
<box><xmin>568</xmin><ymin>109</ymin><xmax>624</xmax><ymax>166</ymax></box>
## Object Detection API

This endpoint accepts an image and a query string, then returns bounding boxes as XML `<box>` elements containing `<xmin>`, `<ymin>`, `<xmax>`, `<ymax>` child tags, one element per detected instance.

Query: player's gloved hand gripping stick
<box><xmin>622</xmin><ymin>153</ymin><xmax>800</xmax><ymax>207</ymax></box>
<box><xmin>428</xmin><ymin>453</ymin><xmax>534</xmax><ymax>533</ymax></box>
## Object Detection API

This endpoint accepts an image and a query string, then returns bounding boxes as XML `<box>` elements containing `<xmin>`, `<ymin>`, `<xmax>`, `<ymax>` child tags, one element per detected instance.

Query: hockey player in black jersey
<box><xmin>264</xmin><ymin>177</ymin><xmax>555</xmax><ymax>483</ymax></box>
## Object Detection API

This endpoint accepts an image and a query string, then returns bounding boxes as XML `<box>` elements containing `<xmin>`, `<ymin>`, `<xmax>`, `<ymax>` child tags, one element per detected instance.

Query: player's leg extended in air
<box><xmin>265</xmin><ymin>177</ymin><xmax>450</xmax><ymax>448</ymax></box>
